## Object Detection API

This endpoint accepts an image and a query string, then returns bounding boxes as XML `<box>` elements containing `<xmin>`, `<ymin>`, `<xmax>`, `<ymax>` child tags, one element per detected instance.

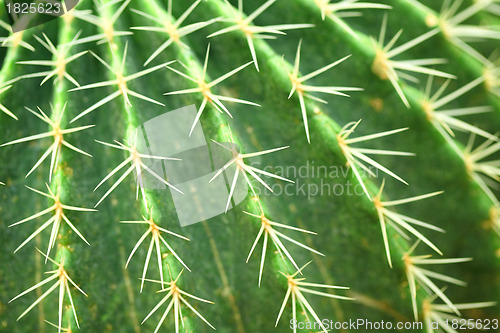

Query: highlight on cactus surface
<box><xmin>0</xmin><ymin>0</ymin><xmax>499</xmax><ymax>332</ymax></box>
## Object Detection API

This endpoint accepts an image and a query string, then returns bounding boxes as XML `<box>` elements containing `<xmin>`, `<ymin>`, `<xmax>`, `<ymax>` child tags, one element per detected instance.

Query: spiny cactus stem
<box><xmin>0</xmin><ymin>15</ymin><xmax>35</xmax><ymax>51</ymax></box>
<box><xmin>178</xmin><ymin>1</ymin><xmax>500</xmax><ymax>325</ymax></box>
<box><xmin>204</xmin><ymin>0</ymin><xmax>417</xmax><ymax>289</ymax></box>
<box><xmin>2</xmin><ymin>0</ymin><xmax>498</xmax><ymax>330</ymax></box>
<box><xmin>305</xmin><ymin>0</ymin><xmax>500</xmax><ymax>206</ymax></box>
<box><xmin>0</xmin><ymin>25</ymin><xmax>25</xmax><ymax>120</ymax></box>
<box><xmin>49</xmin><ymin>15</ymin><xmax>85</xmax><ymax>332</ymax></box>
<box><xmin>92</xmin><ymin>5</ymin><xmax>206</xmax><ymax>331</ymax></box>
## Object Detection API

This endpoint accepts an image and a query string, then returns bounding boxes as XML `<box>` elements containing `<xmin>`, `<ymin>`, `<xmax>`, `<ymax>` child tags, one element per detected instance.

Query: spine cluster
<box><xmin>0</xmin><ymin>0</ymin><xmax>498</xmax><ymax>332</ymax></box>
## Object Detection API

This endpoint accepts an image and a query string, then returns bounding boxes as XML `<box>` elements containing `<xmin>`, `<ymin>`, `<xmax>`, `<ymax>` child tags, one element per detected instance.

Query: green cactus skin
<box><xmin>0</xmin><ymin>0</ymin><xmax>499</xmax><ymax>332</ymax></box>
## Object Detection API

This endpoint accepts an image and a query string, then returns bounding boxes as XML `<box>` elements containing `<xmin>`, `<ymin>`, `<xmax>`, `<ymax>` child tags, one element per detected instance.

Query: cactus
<box><xmin>0</xmin><ymin>0</ymin><xmax>499</xmax><ymax>332</ymax></box>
